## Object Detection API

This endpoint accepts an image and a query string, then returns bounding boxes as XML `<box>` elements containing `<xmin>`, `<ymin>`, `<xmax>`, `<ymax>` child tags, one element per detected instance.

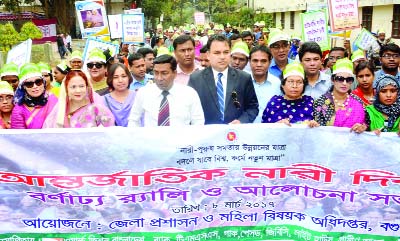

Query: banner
<box><xmin>82</xmin><ymin>37</ymin><xmax>119</xmax><ymax>68</ymax></box>
<box><xmin>354</xmin><ymin>28</ymin><xmax>380</xmax><ymax>51</ymax></box>
<box><xmin>300</xmin><ymin>9</ymin><xmax>330</xmax><ymax>51</ymax></box>
<box><xmin>75</xmin><ymin>0</ymin><xmax>109</xmax><ymax>38</ymax></box>
<box><xmin>122</xmin><ymin>14</ymin><xmax>144</xmax><ymax>44</ymax></box>
<box><xmin>107</xmin><ymin>14</ymin><xmax>123</xmax><ymax>39</ymax></box>
<box><xmin>328</xmin><ymin>0</ymin><xmax>359</xmax><ymax>32</ymax></box>
<box><xmin>6</xmin><ymin>39</ymin><xmax>32</xmax><ymax>67</ymax></box>
<box><xmin>0</xmin><ymin>125</ymin><xmax>400</xmax><ymax>240</ymax></box>
<box><xmin>31</xmin><ymin>18</ymin><xmax>57</xmax><ymax>44</ymax></box>
<box><xmin>194</xmin><ymin>12</ymin><xmax>205</xmax><ymax>25</ymax></box>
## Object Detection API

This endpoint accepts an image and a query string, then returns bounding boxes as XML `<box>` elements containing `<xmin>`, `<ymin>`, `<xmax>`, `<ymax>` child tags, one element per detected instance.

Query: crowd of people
<box><xmin>0</xmin><ymin>22</ymin><xmax>399</xmax><ymax>136</ymax></box>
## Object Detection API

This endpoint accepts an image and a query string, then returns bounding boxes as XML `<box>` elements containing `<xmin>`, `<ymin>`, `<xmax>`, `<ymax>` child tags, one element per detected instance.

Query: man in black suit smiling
<box><xmin>188</xmin><ymin>34</ymin><xmax>259</xmax><ymax>124</ymax></box>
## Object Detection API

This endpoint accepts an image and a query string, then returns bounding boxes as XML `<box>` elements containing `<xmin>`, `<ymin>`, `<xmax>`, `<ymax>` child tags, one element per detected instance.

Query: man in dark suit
<box><xmin>188</xmin><ymin>34</ymin><xmax>259</xmax><ymax>124</ymax></box>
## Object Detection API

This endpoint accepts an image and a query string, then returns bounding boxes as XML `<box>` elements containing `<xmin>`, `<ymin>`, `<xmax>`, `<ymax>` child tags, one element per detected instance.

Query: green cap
<box><xmin>37</xmin><ymin>62</ymin><xmax>51</xmax><ymax>74</ymax></box>
<box><xmin>157</xmin><ymin>46</ymin><xmax>171</xmax><ymax>57</ymax></box>
<box><xmin>283</xmin><ymin>62</ymin><xmax>305</xmax><ymax>79</ymax></box>
<box><xmin>351</xmin><ymin>50</ymin><xmax>365</xmax><ymax>62</ymax></box>
<box><xmin>18</xmin><ymin>63</ymin><xmax>42</xmax><ymax>83</ymax></box>
<box><xmin>57</xmin><ymin>61</ymin><xmax>69</xmax><ymax>72</ymax></box>
<box><xmin>0</xmin><ymin>81</ymin><xmax>14</xmax><ymax>95</ymax></box>
<box><xmin>168</xmin><ymin>26</ymin><xmax>174</xmax><ymax>33</ymax></box>
<box><xmin>333</xmin><ymin>58</ymin><xmax>353</xmax><ymax>75</ymax></box>
<box><xmin>259</xmin><ymin>21</ymin><xmax>265</xmax><ymax>27</ymax></box>
<box><xmin>87</xmin><ymin>48</ymin><xmax>106</xmax><ymax>63</ymax></box>
<box><xmin>268</xmin><ymin>29</ymin><xmax>290</xmax><ymax>46</ymax></box>
<box><xmin>1</xmin><ymin>62</ymin><xmax>19</xmax><ymax>78</ymax></box>
<box><xmin>291</xmin><ymin>34</ymin><xmax>301</xmax><ymax>41</ymax></box>
<box><xmin>145</xmin><ymin>32</ymin><xmax>150</xmax><ymax>38</ymax></box>
<box><xmin>157</xmin><ymin>23</ymin><xmax>163</xmax><ymax>29</ymax></box>
<box><xmin>70</xmin><ymin>50</ymin><xmax>83</xmax><ymax>61</ymax></box>
<box><xmin>231</xmin><ymin>41</ymin><xmax>250</xmax><ymax>58</ymax></box>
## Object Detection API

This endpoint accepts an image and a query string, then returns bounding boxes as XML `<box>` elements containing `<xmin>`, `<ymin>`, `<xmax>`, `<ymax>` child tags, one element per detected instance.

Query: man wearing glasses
<box><xmin>374</xmin><ymin>43</ymin><xmax>400</xmax><ymax>87</ymax></box>
<box><xmin>86</xmin><ymin>48</ymin><xmax>109</xmax><ymax>96</ymax></box>
<box><xmin>0</xmin><ymin>63</ymin><xmax>19</xmax><ymax>91</ymax></box>
<box><xmin>324</xmin><ymin>47</ymin><xmax>346</xmax><ymax>76</ymax></box>
<box><xmin>268</xmin><ymin>29</ymin><xmax>292</xmax><ymax>78</ymax></box>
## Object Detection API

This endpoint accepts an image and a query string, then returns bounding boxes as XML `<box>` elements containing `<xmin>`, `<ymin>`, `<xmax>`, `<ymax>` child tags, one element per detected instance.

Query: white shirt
<box><xmin>251</xmin><ymin>73</ymin><xmax>282</xmax><ymax>123</ymax></box>
<box><xmin>212</xmin><ymin>68</ymin><xmax>229</xmax><ymax>102</ymax></box>
<box><xmin>128</xmin><ymin>83</ymin><xmax>205</xmax><ymax>127</ymax></box>
<box><xmin>66</xmin><ymin>35</ymin><xmax>72</xmax><ymax>44</ymax></box>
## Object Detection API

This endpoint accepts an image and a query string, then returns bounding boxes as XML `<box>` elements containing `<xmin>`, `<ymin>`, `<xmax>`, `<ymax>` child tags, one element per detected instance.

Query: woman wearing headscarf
<box><xmin>43</xmin><ymin>70</ymin><xmax>114</xmax><ymax>128</ymax></box>
<box><xmin>262</xmin><ymin>62</ymin><xmax>319</xmax><ymax>127</ymax></box>
<box><xmin>0</xmin><ymin>81</ymin><xmax>15</xmax><ymax>129</ymax></box>
<box><xmin>11</xmin><ymin>63</ymin><xmax>58</xmax><ymax>129</ymax></box>
<box><xmin>313</xmin><ymin>59</ymin><xmax>366</xmax><ymax>133</ymax></box>
<box><xmin>103</xmin><ymin>63</ymin><xmax>135</xmax><ymax>127</ymax></box>
<box><xmin>365</xmin><ymin>74</ymin><xmax>400</xmax><ymax>135</ymax></box>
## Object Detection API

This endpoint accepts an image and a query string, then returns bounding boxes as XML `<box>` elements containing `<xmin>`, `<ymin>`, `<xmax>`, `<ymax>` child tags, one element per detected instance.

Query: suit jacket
<box><xmin>188</xmin><ymin>66</ymin><xmax>259</xmax><ymax>124</ymax></box>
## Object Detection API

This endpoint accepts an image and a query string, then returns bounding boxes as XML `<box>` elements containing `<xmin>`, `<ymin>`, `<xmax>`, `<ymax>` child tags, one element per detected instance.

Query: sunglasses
<box><xmin>231</xmin><ymin>91</ymin><xmax>241</xmax><ymax>109</ymax></box>
<box><xmin>334</xmin><ymin>76</ymin><xmax>354</xmax><ymax>84</ymax></box>
<box><xmin>24</xmin><ymin>78</ymin><xmax>44</xmax><ymax>88</ymax></box>
<box><xmin>87</xmin><ymin>62</ymin><xmax>104</xmax><ymax>69</ymax></box>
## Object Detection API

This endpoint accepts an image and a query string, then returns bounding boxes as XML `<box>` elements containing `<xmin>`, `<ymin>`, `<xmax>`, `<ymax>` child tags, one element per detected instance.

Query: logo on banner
<box><xmin>226</xmin><ymin>130</ymin><xmax>237</xmax><ymax>142</ymax></box>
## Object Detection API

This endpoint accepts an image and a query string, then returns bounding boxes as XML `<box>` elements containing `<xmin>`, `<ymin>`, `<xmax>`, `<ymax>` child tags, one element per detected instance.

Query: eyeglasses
<box><xmin>270</xmin><ymin>43</ymin><xmax>289</xmax><ymax>49</ymax></box>
<box><xmin>42</xmin><ymin>74</ymin><xmax>50</xmax><ymax>78</ymax></box>
<box><xmin>231</xmin><ymin>91</ymin><xmax>241</xmax><ymax>109</ymax></box>
<box><xmin>0</xmin><ymin>95</ymin><xmax>13</xmax><ymax>102</ymax></box>
<box><xmin>328</xmin><ymin>56</ymin><xmax>343</xmax><ymax>61</ymax></box>
<box><xmin>382</xmin><ymin>54</ymin><xmax>400</xmax><ymax>59</ymax></box>
<box><xmin>24</xmin><ymin>78</ymin><xmax>44</xmax><ymax>88</ymax></box>
<box><xmin>334</xmin><ymin>76</ymin><xmax>354</xmax><ymax>84</ymax></box>
<box><xmin>87</xmin><ymin>62</ymin><xmax>104</xmax><ymax>69</ymax></box>
<box><xmin>286</xmin><ymin>80</ymin><xmax>304</xmax><ymax>87</ymax></box>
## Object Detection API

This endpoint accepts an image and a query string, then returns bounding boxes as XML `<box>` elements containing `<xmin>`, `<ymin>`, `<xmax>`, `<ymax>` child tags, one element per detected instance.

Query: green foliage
<box><xmin>19</xmin><ymin>21</ymin><xmax>43</xmax><ymax>41</ymax></box>
<box><xmin>213</xmin><ymin>7</ymin><xmax>255</xmax><ymax>28</ymax></box>
<box><xmin>254</xmin><ymin>13</ymin><xmax>274</xmax><ymax>28</ymax></box>
<box><xmin>0</xmin><ymin>23</ymin><xmax>19</xmax><ymax>51</ymax></box>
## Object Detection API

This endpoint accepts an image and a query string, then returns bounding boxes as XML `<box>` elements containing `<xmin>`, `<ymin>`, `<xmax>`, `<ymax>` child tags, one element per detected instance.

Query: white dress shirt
<box><xmin>128</xmin><ymin>83</ymin><xmax>205</xmax><ymax>127</ymax></box>
<box><xmin>212</xmin><ymin>68</ymin><xmax>229</xmax><ymax>102</ymax></box>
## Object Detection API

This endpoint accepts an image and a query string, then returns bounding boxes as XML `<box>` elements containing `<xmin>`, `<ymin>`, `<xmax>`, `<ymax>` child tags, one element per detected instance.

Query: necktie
<box><xmin>158</xmin><ymin>90</ymin><xmax>170</xmax><ymax>126</ymax></box>
<box><xmin>216</xmin><ymin>72</ymin><xmax>224</xmax><ymax>122</ymax></box>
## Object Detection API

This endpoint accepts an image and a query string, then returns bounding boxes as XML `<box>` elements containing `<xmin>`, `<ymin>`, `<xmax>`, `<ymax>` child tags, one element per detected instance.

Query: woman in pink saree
<box><xmin>11</xmin><ymin>63</ymin><xmax>58</xmax><ymax>129</ymax></box>
<box><xmin>44</xmin><ymin>70</ymin><xmax>114</xmax><ymax>128</ymax></box>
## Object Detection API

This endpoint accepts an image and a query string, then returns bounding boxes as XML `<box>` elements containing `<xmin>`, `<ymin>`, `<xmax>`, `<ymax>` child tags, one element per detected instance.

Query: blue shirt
<box><xmin>251</xmin><ymin>73</ymin><xmax>282</xmax><ymax>123</ymax></box>
<box><xmin>129</xmin><ymin>73</ymin><xmax>154</xmax><ymax>91</ymax></box>
<box><xmin>374</xmin><ymin>69</ymin><xmax>400</xmax><ymax>88</ymax></box>
<box><xmin>268</xmin><ymin>58</ymin><xmax>293</xmax><ymax>78</ymax></box>
<box><xmin>304</xmin><ymin>72</ymin><xmax>332</xmax><ymax>100</ymax></box>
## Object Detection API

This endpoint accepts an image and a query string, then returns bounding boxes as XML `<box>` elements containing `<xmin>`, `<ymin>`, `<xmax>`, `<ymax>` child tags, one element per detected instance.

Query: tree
<box><xmin>0</xmin><ymin>0</ymin><xmax>75</xmax><ymax>35</ymax></box>
<box><xmin>19</xmin><ymin>21</ymin><xmax>43</xmax><ymax>41</ymax></box>
<box><xmin>0</xmin><ymin>23</ymin><xmax>19</xmax><ymax>51</ymax></box>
